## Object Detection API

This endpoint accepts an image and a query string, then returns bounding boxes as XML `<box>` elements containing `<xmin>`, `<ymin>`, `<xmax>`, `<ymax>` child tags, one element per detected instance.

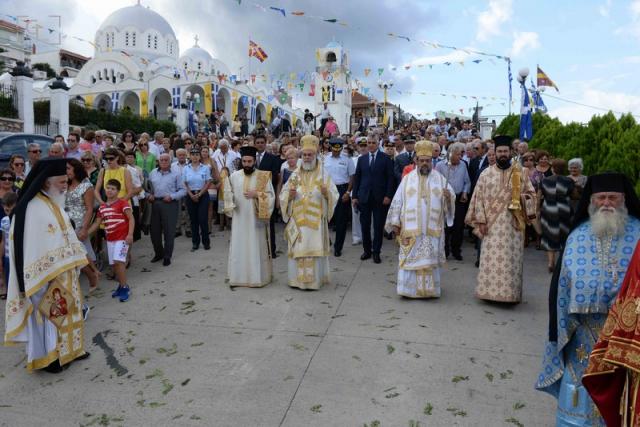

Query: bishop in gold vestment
<box><xmin>465</xmin><ymin>137</ymin><xmax>535</xmax><ymax>303</ymax></box>
<box><xmin>385</xmin><ymin>140</ymin><xmax>455</xmax><ymax>298</ymax></box>
<box><xmin>280</xmin><ymin>135</ymin><xmax>339</xmax><ymax>290</ymax></box>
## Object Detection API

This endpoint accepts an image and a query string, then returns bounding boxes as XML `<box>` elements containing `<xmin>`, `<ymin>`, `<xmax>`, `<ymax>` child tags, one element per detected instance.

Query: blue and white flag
<box><xmin>519</xmin><ymin>80</ymin><xmax>533</xmax><ymax>140</ymax></box>
<box><xmin>212</xmin><ymin>83</ymin><xmax>219</xmax><ymax>110</ymax></box>
<box><xmin>250</xmin><ymin>97</ymin><xmax>257</xmax><ymax>124</ymax></box>
<box><xmin>530</xmin><ymin>80</ymin><xmax>547</xmax><ymax>114</ymax></box>
<box><xmin>172</xmin><ymin>87</ymin><xmax>181</xmax><ymax>109</ymax></box>
<box><xmin>111</xmin><ymin>92</ymin><xmax>119</xmax><ymax>112</ymax></box>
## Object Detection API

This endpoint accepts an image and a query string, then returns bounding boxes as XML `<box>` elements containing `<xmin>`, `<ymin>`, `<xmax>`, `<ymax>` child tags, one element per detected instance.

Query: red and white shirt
<box><xmin>97</xmin><ymin>199</ymin><xmax>131</xmax><ymax>241</ymax></box>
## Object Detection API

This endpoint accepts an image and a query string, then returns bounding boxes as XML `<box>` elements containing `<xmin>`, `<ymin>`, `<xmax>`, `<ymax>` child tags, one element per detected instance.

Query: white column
<box><xmin>12</xmin><ymin>75</ymin><xmax>34</xmax><ymax>133</ymax></box>
<box><xmin>175</xmin><ymin>108</ymin><xmax>188</xmax><ymax>133</ymax></box>
<box><xmin>50</xmin><ymin>88</ymin><xmax>69</xmax><ymax>139</ymax></box>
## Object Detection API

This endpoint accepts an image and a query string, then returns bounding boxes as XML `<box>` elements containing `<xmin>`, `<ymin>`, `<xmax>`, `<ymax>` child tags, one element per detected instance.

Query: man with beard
<box><xmin>385</xmin><ymin>140</ymin><xmax>455</xmax><ymax>298</ymax></box>
<box><xmin>280</xmin><ymin>135</ymin><xmax>338</xmax><ymax>290</ymax></box>
<box><xmin>465</xmin><ymin>135</ymin><xmax>535</xmax><ymax>303</ymax></box>
<box><xmin>536</xmin><ymin>172</ymin><xmax>640</xmax><ymax>426</ymax></box>
<box><xmin>4</xmin><ymin>159</ymin><xmax>90</xmax><ymax>373</ymax></box>
<box><xmin>223</xmin><ymin>146</ymin><xmax>275</xmax><ymax>287</ymax></box>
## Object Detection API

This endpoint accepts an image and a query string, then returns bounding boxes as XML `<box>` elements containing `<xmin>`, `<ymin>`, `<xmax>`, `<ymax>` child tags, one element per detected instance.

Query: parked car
<box><xmin>0</xmin><ymin>133</ymin><xmax>54</xmax><ymax>168</ymax></box>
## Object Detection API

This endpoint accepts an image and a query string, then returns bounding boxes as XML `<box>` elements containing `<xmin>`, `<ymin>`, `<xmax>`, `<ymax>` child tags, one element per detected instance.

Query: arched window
<box><xmin>153</xmin><ymin>35</ymin><xmax>158</xmax><ymax>50</ymax></box>
<box><xmin>183</xmin><ymin>62</ymin><xmax>188</xmax><ymax>70</ymax></box>
<box><xmin>197</xmin><ymin>62</ymin><xmax>202</xmax><ymax>70</ymax></box>
<box><xmin>169</xmin><ymin>43</ymin><xmax>173</xmax><ymax>55</ymax></box>
<box><xmin>97</xmin><ymin>70</ymin><xmax>102</xmax><ymax>80</ymax></box>
<box><xmin>132</xmin><ymin>32</ymin><xmax>136</xmax><ymax>47</ymax></box>
<box><xmin>105</xmin><ymin>34</ymin><xmax>109</xmax><ymax>48</ymax></box>
<box><xmin>326</xmin><ymin>51</ymin><xmax>337</xmax><ymax>63</ymax></box>
<box><xmin>110</xmin><ymin>32</ymin><xmax>115</xmax><ymax>48</ymax></box>
<box><xmin>125</xmin><ymin>32</ymin><xmax>129</xmax><ymax>46</ymax></box>
<box><xmin>147</xmin><ymin>34</ymin><xmax>152</xmax><ymax>48</ymax></box>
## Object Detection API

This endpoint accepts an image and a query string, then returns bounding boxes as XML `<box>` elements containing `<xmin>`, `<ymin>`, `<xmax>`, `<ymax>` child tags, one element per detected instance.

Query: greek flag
<box><xmin>172</xmin><ymin>87</ymin><xmax>181</xmax><ymax>108</ymax></box>
<box><xmin>250</xmin><ymin>97</ymin><xmax>257</xmax><ymax>124</ymax></box>
<box><xmin>508</xmin><ymin>59</ymin><xmax>513</xmax><ymax>106</ymax></box>
<box><xmin>519</xmin><ymin>80</ymin><xmax>533</xmax><ymax>140</ymax></box>
<box><xmin>212</xmin><ymin>84</ymin><xmax>219</xmax><ymax>110</ymax></box>
<box><xmin>111</xmin><ymin>92</ymin><xmax>119</xmax><ymax>112</ymax></box>
<box><xmin>530</xmin><ymin>80</ymin><xmax>547</xmax><ymax>114</ymax></box>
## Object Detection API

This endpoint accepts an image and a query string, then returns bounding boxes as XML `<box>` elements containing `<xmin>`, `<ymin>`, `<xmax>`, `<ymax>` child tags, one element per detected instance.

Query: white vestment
<box><xmin>385</xmin><ymin>169</ymin><xmax>455</xmax><ymax>298</ymax></box>
<box><xmin>280</xmin><ymin>164</ymin><xmax>339</xmax><ymax>290</ymax></box>
<box><xmin>223</xmin><ymin>170</ymin><xmax>275</xmax><ymax>287</ymax></box>
<box><xmin>5</xmin><ymin>194</ymin><xmax>88</xmax><ymax>370</ymax></box>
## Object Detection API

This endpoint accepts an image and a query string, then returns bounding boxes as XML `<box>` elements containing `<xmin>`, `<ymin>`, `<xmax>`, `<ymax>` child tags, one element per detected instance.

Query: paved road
<box><xmin>0</xmin><ymin>226</ymin><xmax>556</xmax><ymax>426</ymax></box>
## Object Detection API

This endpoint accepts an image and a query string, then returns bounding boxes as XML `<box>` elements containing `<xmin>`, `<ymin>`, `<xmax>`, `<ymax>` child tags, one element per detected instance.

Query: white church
<box><xmin>30</xmin><ymin>2</ymin><xmax>353</xmax><ymax>135</ymax></box>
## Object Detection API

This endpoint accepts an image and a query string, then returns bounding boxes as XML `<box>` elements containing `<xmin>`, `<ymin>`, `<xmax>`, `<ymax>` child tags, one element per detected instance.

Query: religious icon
<box><xmin>49</xmin><ymin>288</ymin><xmax>68</xmax><ymax>318</ymax></box>
<box><xmin>38</xmin><ymin>282</ymin><xmax>73</xmax><ymax>329</ymax></box>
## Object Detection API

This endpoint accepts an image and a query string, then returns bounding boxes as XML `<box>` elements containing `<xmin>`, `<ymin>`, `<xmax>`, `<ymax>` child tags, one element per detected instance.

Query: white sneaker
<box><xmin>352</xmin><ymin>240</ymin><xmax>362</xmax><ymax>245</ymax></box>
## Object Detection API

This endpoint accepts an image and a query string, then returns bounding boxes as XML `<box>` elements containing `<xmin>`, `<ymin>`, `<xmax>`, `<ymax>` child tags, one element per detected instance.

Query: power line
<box><xmin>543</xmin><ymin>92</ymin><xmax>640</xmax><ymax>119</ymax></box>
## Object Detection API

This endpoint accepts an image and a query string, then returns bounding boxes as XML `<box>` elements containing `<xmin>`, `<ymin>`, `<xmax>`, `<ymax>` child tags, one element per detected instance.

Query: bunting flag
<box><xmin>377</xmin><ymin>68</ymin><xmax>384</xmax><ymax>76</ymax></box>
<box><xmin>364</xmin><ymin>68</ymin><xmax>371</xmax><ymax>77</ymax></box>
<box><xmin>249</xmin><ymin>40</ymin><xmax>268</xmax><ymax>62</ymax></box>
<box><xmin>536</xmin><ymin>65</ymin><xmax>559</xmax><ymax>92</ymax></box>
<box><xmin>292</xmin><ymin>11</ymin><xmax>304</xmax><ymax>16</ymax></box>
<box><xmin>269</xmin><ymin>6</ymin><xmax>286</xmax><ymax>17</ymax></box>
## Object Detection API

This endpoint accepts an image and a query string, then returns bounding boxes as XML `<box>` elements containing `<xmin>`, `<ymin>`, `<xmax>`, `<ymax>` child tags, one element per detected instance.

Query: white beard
<box><xmin>50</xmin><ymin>191</ymin><xmax>66</xmax><ymax>209</ymax></box>
<box><xmin>589</xmin><ymin>204</ymin><xmax>628</xmax><ymax>238</ymax></box>
<box><xmin>302</xmin><ymin>159</ymin><xmax>317</xmax><ymax>171</ymax></box>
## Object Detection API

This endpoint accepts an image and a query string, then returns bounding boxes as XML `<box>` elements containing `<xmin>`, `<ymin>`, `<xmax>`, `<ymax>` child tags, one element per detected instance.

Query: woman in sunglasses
<box><xmin>94</xmin><ymin>148</ymin><xmax>134</xmax><ymax>205</ymax></box>
<box><xmin>0</xmin><ymin>169</ymin><xmax>16</xmax><ymax>201</ymax></box>
<box><xmin>118</xmin><ymin>129</ymin><xmax>137</xmax><ymax>152</ymax></box>
<box><xmin>9</xmin><ymin>154</ymin><xmax>26</xmax><ymax>191</ymax></box>
<box><xmin>81</xmin><ymin>152</ymin><xmax>101</xmax><ymax>187</ymax></box>
<box><xmin>134</xmin><ymin>135</ymin><xmax>156</xmax><ymax>177</ymax></box>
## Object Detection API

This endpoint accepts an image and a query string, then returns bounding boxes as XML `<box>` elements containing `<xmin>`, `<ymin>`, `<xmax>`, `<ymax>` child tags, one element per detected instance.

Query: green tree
<box><xmin>31</xmin><ymin>62</ymin><xmax>56</xmax><ymax>78</ymax></box>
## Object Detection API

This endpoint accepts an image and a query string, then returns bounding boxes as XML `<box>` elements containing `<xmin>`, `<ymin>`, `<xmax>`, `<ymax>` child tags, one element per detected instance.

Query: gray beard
<box><xmin>419</xmin><ymin>166</ymin><xmax>431</xmax><ymax>176</ymax></box>
<box><xmin>589</xmin><ymin>204</ymin><xmax>628</xmax><ymax>238</ymax></box>
<box><xmin>49</xmin><ymin>191</ymin><xmax>66</xmax><ymax>209</ymax></box>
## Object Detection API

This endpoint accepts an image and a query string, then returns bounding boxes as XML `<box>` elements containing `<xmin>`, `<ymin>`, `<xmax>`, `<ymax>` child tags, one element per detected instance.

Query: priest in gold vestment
<box><xmin>280</xmin><ymin>135</ymin><xmax>339</xmax><ymax>290</ymax></box>
<box><xmin>385</xmin><ymin>140</ymin><xmax>455</xmax><ymax>298</ymax></box>
<box><xmin>465</xmin><ymin>136</ymin><xmax>535</xmax><ymax>303</ymax></box>
<box><xmin>223</xmin><ymin>146</ymin><xmax>275</xmax><ymax>287</ymax></box>
<box><xmin>5</xmin><ymin>159</ymin><xmax>90</xmax><ymax>373</ymax></box>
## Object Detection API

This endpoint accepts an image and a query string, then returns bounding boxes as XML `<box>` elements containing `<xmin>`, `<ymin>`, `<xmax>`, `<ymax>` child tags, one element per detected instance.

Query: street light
<box><xmin>377</xmin><ymin>80</ymin><xmax>394</xmax><ymax>126</ymax></box>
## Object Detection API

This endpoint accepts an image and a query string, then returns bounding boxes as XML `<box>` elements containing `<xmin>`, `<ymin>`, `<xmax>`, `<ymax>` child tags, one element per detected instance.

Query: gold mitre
<box><xmin>414</xmin><ymin>140</ymin><xmax>433</xmax><ymax>157</ymax></box>
<box><xmin>301</xmin><ymin>135</ymin><xmax>319</xmax><ymax>152</ymax></box>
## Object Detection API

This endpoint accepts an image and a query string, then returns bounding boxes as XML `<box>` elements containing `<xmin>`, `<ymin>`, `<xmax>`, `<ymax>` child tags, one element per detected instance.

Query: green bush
<box><xmin>69</xmin><ymin>103</ymin><xmax>176</xmax><ymax>135</ymax></box>
<box><xmin>495</xmin><ymin>112</ymin><xmax>640</xmax><ymax>193</ymax></box>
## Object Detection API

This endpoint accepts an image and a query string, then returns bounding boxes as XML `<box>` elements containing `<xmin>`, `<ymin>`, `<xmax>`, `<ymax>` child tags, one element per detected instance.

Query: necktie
<box><xmin>409</xmin><ymin>152</ymin><xmax>413</xmax><ymax>161</ymax></box>
<box><xmin>369</xmin><ymin>153</ymin><xmax>374</xmax><ymax>167</ymax></box>
<box><xmin>257</xmin><ymin>153</ymin><xmax>262</xmax><ymax>168</ymax></box>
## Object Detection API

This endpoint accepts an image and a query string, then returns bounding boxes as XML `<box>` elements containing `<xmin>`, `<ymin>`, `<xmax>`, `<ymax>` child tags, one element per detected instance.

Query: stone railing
<box><xmin>0</xmin><ymin>117</ymin><xmax>23</xmax><ymax>132</ymax></box>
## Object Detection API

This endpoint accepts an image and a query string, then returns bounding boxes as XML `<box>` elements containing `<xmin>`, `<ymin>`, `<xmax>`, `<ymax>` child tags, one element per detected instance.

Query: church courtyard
<box><xmin>0</xmin><ymin>229</ymin><xmax>555</xmax><ymax>426</ymax></box>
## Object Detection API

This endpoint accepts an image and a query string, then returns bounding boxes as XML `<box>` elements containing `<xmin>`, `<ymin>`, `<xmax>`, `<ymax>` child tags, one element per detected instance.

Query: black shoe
<box><xmin>191</xmin><ymin>245</ymin><xmax>199</xmax><ymax>252</ymax></box>
<box><xmin>453</xmin><ymin>254</ymin><xmax>463</xmax><ymax>261</ymax></box>
<box><xmin>185</xmin><ymin>231</ymin><xmax>192</xmax><ymax>238</ymax></box>
<box><xmin>203</xmin><ymin>245</ymin><xmax>211</xmax><ymax>250</ymax></box>
<box><xmin>360</xmin><ymin>252</ymin><xmax>372</xmax><ymax>260</ymax></box>
<box><xmin>163</xmin><ymin>258</ymin><xmax>171</xmax><ymax>266</ymax></box>
<box><xmin>175</xmin><ymin>231</ymin><xmax>182</xmax><ymax>237</ymax></box>
<box><xmin>334</xmin><ymin>249</ymin><xmax>342</xmax><ymax>257</ymax></box>
<box><xmin>150</xmin><ymin>255</ymin><xmax>163</xmax><ymax>263</ymax></box>
<box><xmin>373</xmin><ymin>254</ymin><xmax>382</xmax><ymax>264</ymax></box>
<box><xmin>475</xmin><ymin>260</ymin><xmax>480</xmax><ymax>268</ymax></box>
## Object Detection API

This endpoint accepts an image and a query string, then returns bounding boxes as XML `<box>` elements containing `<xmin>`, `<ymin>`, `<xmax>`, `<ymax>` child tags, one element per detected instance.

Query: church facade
<box><xmin>31</xmin><ymin>3</ymin><xmax>351</xmax><ymax>134</ymax></box>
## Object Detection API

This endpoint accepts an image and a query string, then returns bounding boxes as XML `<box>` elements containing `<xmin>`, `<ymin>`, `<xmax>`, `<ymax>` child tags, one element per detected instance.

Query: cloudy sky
<box><xmin>4</xmin><ymin>0</ymin><xmax>640</xmax><ymax>123</ymax></box>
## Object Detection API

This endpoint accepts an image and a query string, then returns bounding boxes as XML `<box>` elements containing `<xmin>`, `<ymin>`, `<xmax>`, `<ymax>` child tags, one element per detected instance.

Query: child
<box><xmin>88</xmin><ymin>179</ymin><xmax>134</xmax><ymax>302</ymax></box>
<box><xmin>0</xmin><ymin>192</ymin><xmax>17</xmax><ymax>299</ymax></box>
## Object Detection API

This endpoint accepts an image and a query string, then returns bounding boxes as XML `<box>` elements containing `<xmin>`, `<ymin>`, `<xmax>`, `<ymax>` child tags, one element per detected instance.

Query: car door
<box><xmin>0</xmin><ymin>135</ymin><xmax>29</xmax><ymax>167</ymax></box>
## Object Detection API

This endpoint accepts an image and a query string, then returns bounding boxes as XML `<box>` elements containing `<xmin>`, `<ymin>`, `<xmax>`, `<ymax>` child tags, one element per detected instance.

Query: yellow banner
<box><xmin>84</xmin><ymin>95</ymin><xmax>94</xmax><ymax>109</ymax></box>
<box><xmin>231</xmin><ymin>91</ymin><xmax>239</xmax><ymax>118</ymax></box>
<box><xmin>204</xmin><ymin>83</ymin><xmax>213</xmax><ymax>114</ymax></box>
<box><xmin>292</xmin><ymin>114</ymin><xmax>297</xmax><ymax>127</ymax></box>
<box><xmin>140</xmin><ymin>90</ymin><xmax>148</xmax><ymax>117</ymax></box>
<box><xmin>266</xmin><ymin>104</ymin><xmax>272</xmax><ymax>123</ymax></box>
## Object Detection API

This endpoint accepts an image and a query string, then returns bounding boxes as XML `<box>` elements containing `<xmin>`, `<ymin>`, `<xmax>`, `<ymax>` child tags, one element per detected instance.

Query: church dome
<box><xmin>98</xmin><ymin>4</ymin><xmax>176</xmax><ymax>37</ymax></box>
<box><xmin>326</xmin><ymin>41</ymin><xmax>341</xmax><ymax>48</ymax></box>
<box><xmin>180</xmin><ymin>45</ymin><xmax>213</xmax><ymax>63</ymax></box>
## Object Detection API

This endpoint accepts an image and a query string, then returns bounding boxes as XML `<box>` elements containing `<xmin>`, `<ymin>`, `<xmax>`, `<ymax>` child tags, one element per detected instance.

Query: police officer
<box><xmin>324</xmin><ymin>137</ymin><xmax>355</xmax><ymax>257</ymax></box>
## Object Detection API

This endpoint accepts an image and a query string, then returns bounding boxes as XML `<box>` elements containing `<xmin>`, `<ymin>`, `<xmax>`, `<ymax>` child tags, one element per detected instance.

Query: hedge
<box><xmin>32</xmin><ymin>100</ymin><xmax>176</xmax><ymax>135</ymax></box>
<box><xmin>495</xmin><ymin>112</ymin><xmax>640</xmax><ymax>194</ymax></box>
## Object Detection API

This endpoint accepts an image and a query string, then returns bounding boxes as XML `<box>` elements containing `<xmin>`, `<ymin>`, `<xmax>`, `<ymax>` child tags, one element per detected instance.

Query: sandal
<box><xmin>0</xmin><ymin>293</ymin><xmax>6</xmax><ymax>300</ymax></box>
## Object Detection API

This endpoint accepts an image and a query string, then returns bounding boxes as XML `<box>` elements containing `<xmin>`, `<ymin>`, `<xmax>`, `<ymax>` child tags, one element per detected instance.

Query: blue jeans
<box><xmin>186</xmin><ymin>193</ymin><xmax>210</xmax><ymax>247</ymax></box>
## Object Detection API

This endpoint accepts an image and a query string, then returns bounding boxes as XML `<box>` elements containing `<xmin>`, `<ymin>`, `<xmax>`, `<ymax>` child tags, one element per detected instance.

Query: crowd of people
<box><xmin>3</xmin><ymin>114</ymin><xmax>640</xmax><ymax>426</ymax></box>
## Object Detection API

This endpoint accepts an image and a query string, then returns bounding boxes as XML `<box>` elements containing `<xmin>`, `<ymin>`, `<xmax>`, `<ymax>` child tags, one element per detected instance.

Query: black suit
<box><xmin>353</xmin><ymin>151</ymin><xmax>395</xmax><ymax>256</ymax></box>
<box><xmin>393</xmin><ymin>151</ymin><xmax>414</xmax><ymax>184</ymax></box>
<box><xmin>468</xmin><ymin>155</ymin><xmax>489</xmax><ymax>196</ymax></box>
<box><xmin>257</xmin><ymin>151</ymin><xmax>280</xmax><ymax>256</ymax></box>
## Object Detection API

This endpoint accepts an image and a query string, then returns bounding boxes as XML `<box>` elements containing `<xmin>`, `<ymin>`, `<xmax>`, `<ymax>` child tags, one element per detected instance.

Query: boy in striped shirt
<box><xmin>88</xmin><ymin>179</ymin><xmax>134</xmax><ymax>302</ymax></box>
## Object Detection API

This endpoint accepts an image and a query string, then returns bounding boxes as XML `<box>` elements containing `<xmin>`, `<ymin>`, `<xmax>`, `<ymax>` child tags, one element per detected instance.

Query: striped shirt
<box><xmin>97</xmin><ymin>199</ymin><xmax>131</xmax><ymax>241</ymax></box>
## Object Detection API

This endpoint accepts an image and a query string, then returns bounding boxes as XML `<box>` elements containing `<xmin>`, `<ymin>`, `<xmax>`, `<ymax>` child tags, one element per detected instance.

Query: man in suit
<box><xmin>352</xmin><ymin>135</ymin><xmax>395</xmax><ymax>264</ymax></box>
<box><xmin>255</xmin><ymin>132</ymin><xmax>281</xmax><ymax>257</ymax></box>
<box><xmin>468</xmin><ymin>140</ymin><xmax>489</xmax><ymax>196</ymax></box>
<box><xmin>393</xmin><ymin>137</ymin><xmax>415</xmax><ymax>184</ymax></box>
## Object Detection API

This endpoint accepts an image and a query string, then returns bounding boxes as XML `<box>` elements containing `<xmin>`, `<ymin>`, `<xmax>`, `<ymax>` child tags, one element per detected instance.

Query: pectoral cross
<box><xmin>576</xmin><ymin>345</ymin><xmax>589</xmax><ymax>363</ymax></box>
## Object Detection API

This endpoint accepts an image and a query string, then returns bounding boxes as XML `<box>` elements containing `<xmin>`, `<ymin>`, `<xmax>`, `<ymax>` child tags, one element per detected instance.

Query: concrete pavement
<box><xmin>0</xmin><ymin>226</ymin><xmax>556</xmax><ymax>426</ymax></box>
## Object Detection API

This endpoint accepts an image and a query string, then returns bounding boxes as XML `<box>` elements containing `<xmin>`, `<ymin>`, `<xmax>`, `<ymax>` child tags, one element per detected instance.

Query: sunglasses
<box><xmin>82</xmin><ymin>158</ymin><xmax>93</xmax><ymax>162</ymax></box>
<box><xmin>138</xmin><ymin>143</ymin><xmax>148</xmax><ymax>147</ymax></box>
<box><xmin>105</xmin><ymin>157</ymin><xmax>116</xmax><ymax>161</ymax></box>
<box><xmin>13</xmin><ymin>162</ymin><xmax>25</xmax><ymax>166</ymax></box>
<box><xmin>0</xmin><ymin>176</ymin><xmax>15</xmax><ymax>181</ymax></box>
<box><xmin>29</xmin><ymin>150</ymin><xmax>42</xmax><ymax>153</ymax></box>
